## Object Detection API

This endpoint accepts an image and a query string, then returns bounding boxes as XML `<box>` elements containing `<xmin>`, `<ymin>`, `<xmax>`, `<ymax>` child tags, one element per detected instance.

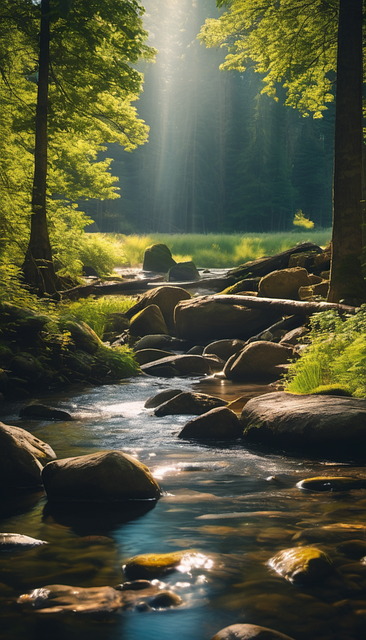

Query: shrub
<box><xmin>58</xmin><ymin>296</ymin><xmax>136</xmax><ymax>338</ymax></box>
<box><xmin>285</xmin><ymin>306</ymin><xmax>366</xmax><ymax>397</ymax></box>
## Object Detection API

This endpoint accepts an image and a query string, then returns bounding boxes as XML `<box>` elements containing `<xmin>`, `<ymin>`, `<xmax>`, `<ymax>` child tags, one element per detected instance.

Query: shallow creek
<box><xmin>1</xmin><ymin>375</ymin><xmax>366</xmax><ymax>640</ymax></box>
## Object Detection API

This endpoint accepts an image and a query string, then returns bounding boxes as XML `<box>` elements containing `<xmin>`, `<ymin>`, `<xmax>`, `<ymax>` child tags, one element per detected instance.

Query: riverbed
<box><xmin>1</xmin><ymin>375</ymin><xmax>366</xmax><ymax>640</ymax></box>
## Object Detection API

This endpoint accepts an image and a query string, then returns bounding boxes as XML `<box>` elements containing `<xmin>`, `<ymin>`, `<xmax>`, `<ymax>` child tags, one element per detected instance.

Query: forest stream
<box><xmin>1</xmin><ymin>374</ymin><xmax>366</xmax><ymax>640</ymax></box>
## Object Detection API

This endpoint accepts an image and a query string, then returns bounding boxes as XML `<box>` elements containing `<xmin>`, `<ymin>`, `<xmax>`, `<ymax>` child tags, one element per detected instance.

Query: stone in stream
<box><xmin>17</xmin><ymin>582</ymin><xmax>182</xmax><ymax>614</ymax></box>
<box><xmin>210</xmin><ymin>623</ymin><xmax>296</xmax><ymax>640</ymax></box>
<box><xmin>178</xmin><ymin>406</ymin><xmax>242</xmax><ymax>440</ymax></box>
<box><xmin>141</xmin><ymin>354</ymin><xmax>212</xmax><ymax>377</ymax></box>
<box><xmin>224</xmin><ymin>341</ymin><xmax>294</xmax><ymax>380</ymax></box>
<box><xmin>167</xmin><ymin>261</ymin><xmax>200</xmax><ymax>281</ymax></box>
<box><xmin>297</xmin><ymin>476</ymin><xmax>366</xmax><ymax>492</ymax></box>
<box><xmin>203</xmin><ymin>338</ymin><xmax>246</xmax><ymax>361</ymax></box>
<box><xmin>19</xmin><ymin>404</ymin><xmax>73</xmax><ymax>421</ymax></box>
<box><xmin>42</xmin><ymin>451</ymin><xmax>161</xmax><ymax>502</ymax></box>
<box><xmin>258</xmin><ymin>267</ymin><xmax>310</xmax><ymax>300</ymax></box>
<box><xmin>154</xmin><ymin>391</ymin><xmax>228</xmax><ymax>417</ymax></box>
<box><xmin>123</xmin><ymin>550</ymin><xmax>207</xmax><ymax>580</ymax></box>
<box><xmin>0</xmin><ymin>421</ymin><xmax>56</xmax><ymax>490</ymax></box>
<box><xmin>124</xmin><ymin>285</ymin><xmax>191</xmax><ymax>333</ymax></box>
<box><xmin>292</xmin><ymin>523</ymin><xmax>366</xmax><ymax>545</ymax></box>
<box><xmin>174</xmin><ymin>296</ymin><xmax>279</xmax><ymax>342</ymax></box>
<box><xmin>0</xmin><ymin>533</ymin><xmax>47</xmax><ymax>551</ymax></box>
<box><xmin>133</xmin><ymin>334</ymin><xmax>189</xmax><ymax>351</ymax></box>
<box><xmin>241</xmin><ymin>391</ymin><xmax>366</xmax><ymax>459</ymax></box>
<box><xmin>268</xmin><ymin>546</ymin><xmax>333</xmax><ymax>586</ymax></box>
<box><xmin>129</xmin><ymin>304</ymin><xmax>168</xmax><ymax>337</ymax></box>
<box><xmin>134</xmin><ymin>348</ymin><xmax>173</xmax><ymax>365</ymax></box>
<box><xmin>142</xmin><ymin>243</ymin><xmax>176</xmax><ymax>273</ymax></box>
<box><xmin>144</xmin><ymin>388</ymin><xmax>183</xmax><ymax>408</ymax></box>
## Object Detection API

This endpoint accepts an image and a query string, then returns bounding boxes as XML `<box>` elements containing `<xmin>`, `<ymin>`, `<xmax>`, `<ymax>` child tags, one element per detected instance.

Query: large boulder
<box><xmin>178</xmin><ymin>406</ymin><xmax>242</xmax><ymax>440</ymax></box>
<box><xmin>142</xmin><ymin>243</ymin><xmax>176</xmax><ymax>273</ymax></box>
<box><xmin>268</xmin><ymin>546</ymin><xmax>332</xmax><ymax>586</ymax></box>
<box><xmin>129</xmin><ymin>305</ymin><xmax>168</xmax><ymax>337</ymax></box>
<box><xmin>224</xmin><ymin>342</ymin><xmax>294</xmax><ymax>380</ymax></box>
<box><xmin>0</xmin><ymin>421</ymin><xmax>56</xmax><ymax>490</ymax></box>
<box><xmin>241</xmin><ymin>392</ymin><xmax>366</xmax><ymax>458</ymax></box>
<box><xmin>174</xmin><ymin>296</ymin><xmax>278</xmax><ymax>342</ymax></box>
<box><xmin>210</xmin><ymin>623</ymin><xmax>295</xmax><ymax>640</ymax></box>
<box><xmin>125</xmin><ymin>286</ymin><xmax>191</xmax><ymax>333</ymax></box>
<box><xmin>141</xmin><ymin>354</ymin><xmax>213</xmax><ymax>377</ymax></box>
<box><xmin>168</xmin><ymin>261</ymin><xmax>200</xmax><ymax>282</ymax></box>
<box><xmin>42</xmin><ymin>451</ymin><xmax>161</xmax><ymax>502</ymax></box>
<box><xmin>154</xmin><ymin>391</ymin><xmax>227</xmax><ymax>416</ymax></box>
<box><xmin>258</xmin><ymin>267</ymin><xmax>310</xmax><ymax>300</ymax></box>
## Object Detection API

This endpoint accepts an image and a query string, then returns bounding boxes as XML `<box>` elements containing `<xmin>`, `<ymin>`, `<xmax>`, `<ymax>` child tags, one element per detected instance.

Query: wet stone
<box><xmin>144</xmin><ymin>388</ymin><xmax>183</xmax><ymax>409</ymax></box>
<box><xmin>297</xmin><ymin>476</ymin><xmax>366</xmax><ymax>492</ymax></box>
<box><xmin>0</xmin><ymin>533</ymin><xmax>47</xmax><ymax>551</ymax></box>
<box><xmin>211</xmin><ymin>623</ymin><xmax>296</xmax><ymax>640</ymax></box>
<box><xmin>268</xmin><ymin>546</ymin><xmax>333</xmax><ymax>586</ymax></box>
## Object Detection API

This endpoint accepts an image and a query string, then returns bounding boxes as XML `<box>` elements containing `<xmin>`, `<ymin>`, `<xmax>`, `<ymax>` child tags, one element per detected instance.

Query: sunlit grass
<box><xmin>58</xmin><ymin>296</ymin><xmax>136</xmax><ymax>338</ymax></box>
<box><xmin>107</xmin><ymin>230</ymin><xmax>331</xmax><ymax>269</ymax></box>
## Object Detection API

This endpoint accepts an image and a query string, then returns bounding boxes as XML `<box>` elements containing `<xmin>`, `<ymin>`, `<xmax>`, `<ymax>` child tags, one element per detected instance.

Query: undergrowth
<box><xmin>57</xmin><ymin>296</ymin><xmax>136</xmax><ymax>338</ymax></box>
<box><xmin>285</xmin><ymin>306</ymin><xmax>366</xmax><ymax>398</ymax></box>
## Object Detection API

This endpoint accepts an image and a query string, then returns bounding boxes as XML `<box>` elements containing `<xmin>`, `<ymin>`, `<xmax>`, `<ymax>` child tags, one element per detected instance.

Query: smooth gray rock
<box><xmin>178</xmin><ymin>406</ymin><xmax>241</xmax><ymax>440</ymax></box>
<box><xmin>0</xmin><ymin>421</ymin><xmax>56</xmax><ymax>490</ymax></box>
<box><xmin>154</xmin><ymin>391</ymin><xmax>227</xmax><ymax>416</ymax></box>
<box><xmin>241</xmin><ymin>391</ymin><xmax>366</xmax><ymax>458</ymax></box>
<box><xmin>42</xmin><ymin>451</ymin><xmax>161</xmax><ymax>502</ymax></box>
<box><xmin>211</xmin><ymin>623</ymin><xmax>295</xmax><ymax>640</ymax></box>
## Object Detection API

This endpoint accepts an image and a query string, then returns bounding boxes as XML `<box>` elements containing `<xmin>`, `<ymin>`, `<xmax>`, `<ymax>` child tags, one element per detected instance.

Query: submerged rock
<box><xmin>178</xmin><ymin>406</ymin><xmax>242</xmax><ymax>440</ymax></box>
<box><xmin>42</xmin><ymin>451</ymin><xmax>161</xmax><ymax>502</ymax></box>
<box><xmin>297</xmin><ymin>476</ymin><xmax>366</xmax><ymax>492</ymax></box>
<box><xmin>123</xmin><ymin>550</ymin><xmax>206</xmax><ymax>580</ymax></box>
<box><xmin>20</xmin><ymin>404</ymin><xmax>73</xmax><ymax>421</ymax></box>
<box><xmin>241</xmin><ymin>391</ymin><xmax>366</xmax><ymax>458</ymax></box>
<box><xmin>268</xmin><ymin>546</ymin><xmax>332</xmax><ymax>586</ymax></box>
<box><xmin>17</xmin><ymin>582</ymin><xmax>182</xmax><ymax>614</ymax></box>
<box><xmin>0</xmin><ymin>421</ymin><xmax>56</xmax><ymax>490</ymax></box>
<box><xmin>211</xmin><ymin>623</ymin><xmax>295</xmax><ymax>640</ymax></box>
<box><xmin>0</xmin><ymin>533</ymin><xmax>47</xmax><ymax>551</ymax></box>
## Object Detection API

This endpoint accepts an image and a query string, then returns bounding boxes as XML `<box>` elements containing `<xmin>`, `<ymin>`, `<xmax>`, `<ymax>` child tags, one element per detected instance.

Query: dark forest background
<box><xmin>82</xmin><ymin>0</ymin><xmax>334</xmax><ymax>235</ymax></box>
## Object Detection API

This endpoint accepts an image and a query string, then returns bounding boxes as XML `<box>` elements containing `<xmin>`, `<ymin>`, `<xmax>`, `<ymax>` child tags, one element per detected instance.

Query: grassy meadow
<box><xmin>92</xmin><ymin>230</ymin><xmax>332</xmax><ymax>271</ymax></box>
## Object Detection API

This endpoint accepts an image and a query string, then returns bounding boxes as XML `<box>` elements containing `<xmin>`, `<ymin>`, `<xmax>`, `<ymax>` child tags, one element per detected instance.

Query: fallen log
<box><xmin>212</xmin><ymin>295</ymin><xmax>357</xmax><ymax>316</ymax></box>
<box><xmin>227</xmin><ymin>242</ymin><xmax>324</xmax><ymax>280</ymax></box>
<box><xmin>61</xmin><ymin>278</ymin><xmax>161</xmax><ymax>300</ymax></box>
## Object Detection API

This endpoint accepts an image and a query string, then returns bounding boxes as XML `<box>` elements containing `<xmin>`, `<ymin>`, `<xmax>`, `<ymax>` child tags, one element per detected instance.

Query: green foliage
<box><xmin>58</xmin><ymin>296</ymin><xmax>135</xmax><ymax>338</ymax></box>
<box><xmin>293</xmin><ymin>210</ymin><xmax>314</xmax><ymax>230</ymax></box>
<box><xmin>115</xmin><ymin>230</ymin><xmax>331</xmax><ymax>268</ymax></box>
<box><xmin>285</xmin><ymin>306</ymin><xmax>366</xmax><ymax>398</ymax></box>
<box><xmin>200</xmin><ymin>0</ymin><xmax>338</xmax><ymax>117</ymax></box>
<box><xmin>95</xmin><ymin>343</ymin><xmax>140</xmax><ymax>379</ymax></box>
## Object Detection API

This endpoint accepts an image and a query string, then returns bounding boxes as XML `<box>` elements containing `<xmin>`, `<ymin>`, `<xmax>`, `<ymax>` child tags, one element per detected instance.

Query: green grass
<box><xmin>107</xmin><ymin>230</ymin><xmax>332</xmax><ymax>269</ymax></box>
<box><xmin>57</xmin><ymin>296</ymin><xmax>136</xmax><ymax>338</ymax></box>
<box><xmin>285</xmin><ymin>306</ymin><xmax>366</xmax><ymax>398</ymax></box>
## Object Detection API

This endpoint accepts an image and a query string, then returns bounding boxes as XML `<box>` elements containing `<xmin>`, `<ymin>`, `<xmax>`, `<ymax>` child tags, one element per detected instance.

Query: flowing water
<box><xmin>1</xmin><ymin>375</ymin><xmax>366</xmax><ymax>640</ymax></box>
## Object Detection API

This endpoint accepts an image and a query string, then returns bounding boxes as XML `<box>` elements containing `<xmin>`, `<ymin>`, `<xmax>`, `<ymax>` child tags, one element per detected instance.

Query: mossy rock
<box><xmin>296</xmin><ymin>476</ymin><xmax>366</xmax><ymax>492</ymax></box>
<box><xmin>129</xmin><ymin>305</ymin><xmax>168</xmax><ymax>337</ymax></box>
<box><xmin>168</xmin><ymin>261</ymin><xmax>199</xmax><ymax>282</ymax></box>
<box><xmin>310</xmin><ymin>384</ymin><xmax>352</xmax><ymax>397</ymax></box>
<box><xmin>142</xmin><ymin>243</ymin><xmax>176</xmax><ymax>273</ymax></box>
<box><xmin>63</xmin><ymin>320</ymin><xmax>101</xmax><ymax>354</ymax></box>
<box><xmin>268</xmin><ymin>546</ymin><xmax>332</xmax><ymax>586</ymax></box>
<box><xmin>123</xmin><ymin>550</ymin><xmax>198</xmax><ymax>580</ymax></box>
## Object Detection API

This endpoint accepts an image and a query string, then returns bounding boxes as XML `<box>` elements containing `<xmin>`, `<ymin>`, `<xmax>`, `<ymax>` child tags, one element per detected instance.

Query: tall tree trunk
<box><xmin>22</xmin><ymin>0</ymin><xmax>60</xmax><ymax>297</ymax></box>
<box><xmin>328</xmin><ymin>0</ymin><xmax>365</xmax><ymax>303</ymax></box>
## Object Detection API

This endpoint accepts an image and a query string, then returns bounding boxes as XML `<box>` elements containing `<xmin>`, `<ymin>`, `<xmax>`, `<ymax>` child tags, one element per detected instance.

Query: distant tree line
<box><xmin>83</xmin><ymin>0</ymin><xmax>334</xmax><ymax>235</ymax></box>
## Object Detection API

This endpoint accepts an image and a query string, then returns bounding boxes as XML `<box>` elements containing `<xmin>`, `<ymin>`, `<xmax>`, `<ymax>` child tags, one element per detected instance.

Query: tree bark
<box><xmin>328</xmin><ymin>0</ymin><xmax>365</xmax><ymax>303</ymax></box>
<box><xmin>22</xmin><ymin>0</ymin><xmax>60</xmax><ymax>297</ymax></box>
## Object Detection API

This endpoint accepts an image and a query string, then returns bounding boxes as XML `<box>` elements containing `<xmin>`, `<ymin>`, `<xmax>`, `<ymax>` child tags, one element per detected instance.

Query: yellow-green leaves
<box><xmin>199</xmin><ymin>0</ymin><xmax>339</xmax><ymax>117</ymax></box>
